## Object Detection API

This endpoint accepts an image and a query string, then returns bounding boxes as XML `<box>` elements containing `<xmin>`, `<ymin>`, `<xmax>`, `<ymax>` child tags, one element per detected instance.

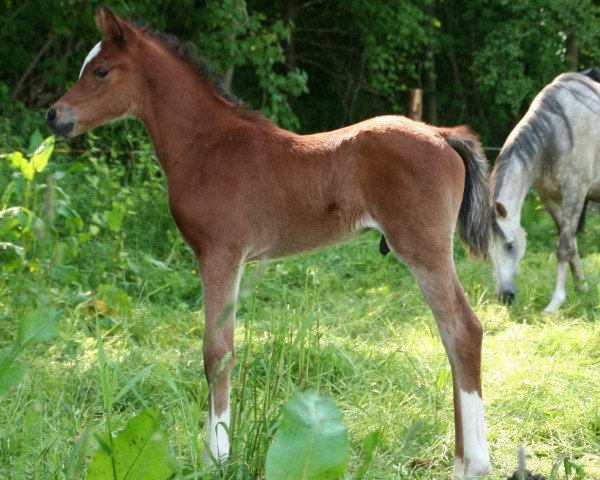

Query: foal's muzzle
<box><xmin>47</xmin><ymin>104</ymin><xmax>75</xmax><ymax>137</ymax></box>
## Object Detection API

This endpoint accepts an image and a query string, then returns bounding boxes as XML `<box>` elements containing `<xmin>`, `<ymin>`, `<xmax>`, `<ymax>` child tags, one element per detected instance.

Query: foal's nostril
<box><xmin>47</xmin><ymin>108</ymin><xmax>57</xmax><ymax>125</ymax></box>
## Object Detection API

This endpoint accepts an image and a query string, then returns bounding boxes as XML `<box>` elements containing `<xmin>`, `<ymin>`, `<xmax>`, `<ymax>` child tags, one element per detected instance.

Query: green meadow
<box><xmin>0</xmin><ymin>132</ymin><xmax>599</xmax><ymax>479</ymax></box>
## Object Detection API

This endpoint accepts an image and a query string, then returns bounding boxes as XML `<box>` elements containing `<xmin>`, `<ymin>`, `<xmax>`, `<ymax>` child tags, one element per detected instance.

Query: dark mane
<box><xmin>138</xmin><ymin>25</ymin><xmax>275</xmax><ymax>127</ymax></box>
<box><xmin>491</xmin><ymin>73</ymin><xmax>600</xmax><ymax>199</ymax></box>
<box><xmin>139</xmin><ymin>25</ymin><xmax>241</xmax><ymax>105</ymax></box>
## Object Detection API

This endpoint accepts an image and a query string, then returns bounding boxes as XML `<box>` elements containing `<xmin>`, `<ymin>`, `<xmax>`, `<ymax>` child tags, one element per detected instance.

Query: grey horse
<box><xmin>489</xmin><ymin>69</ymin><xmax>600</xmax><ymax>313</ymax></box>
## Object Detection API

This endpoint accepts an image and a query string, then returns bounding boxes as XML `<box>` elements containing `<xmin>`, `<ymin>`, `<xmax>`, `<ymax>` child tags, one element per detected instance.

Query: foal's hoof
<box><xmin>452</xmin><ymin>457</ymin><xmax>492</xmax><ymax>479</ymax></box>
<box><xmin>506</xmin><ymin>470</ymin><xmax>546</xmax><ymax>480</ymax></box>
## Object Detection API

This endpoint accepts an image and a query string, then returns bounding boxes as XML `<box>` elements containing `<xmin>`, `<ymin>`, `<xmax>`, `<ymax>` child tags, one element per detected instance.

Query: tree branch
<box><xmin>11</xmin><ymin>33</ymin><xmax>57</xmax><ymax>103</ymax></box>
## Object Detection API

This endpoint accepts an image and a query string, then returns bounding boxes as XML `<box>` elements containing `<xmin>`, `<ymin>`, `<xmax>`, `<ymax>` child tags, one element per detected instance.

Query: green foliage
<box><xmin>549</xmin><ymin>457</ymin><xmax>587</xmax><ymax>480</ymax></box>
<box><xmin>347</xmin><ymin>0</ymin><xmax>432</xmax><ymax>110</ymax></box>
<box><xmin>0</xmin><ymin>307</ymin><xmax>60</xmax><ymax>395</ymax></box>
<box><xmin>4</xmin><ymin>0</ymin><xmax>600</xmax><ymax>142</ymax></box>
<box><xmin>198</xmin><ymin>0</ymin><xmax>308</xmax><ymax>129</ymax></box>
<box><xmin>352</xmin><ymin>429</ymin><xmax>382</xmax><ymax>480</ymax></box>
<box><xmin>3</xmin><ymin>134</ymin><xmax>54</xmax><ymax>182</ymax></box>
<box><xmin>265</xmin><ymin>390</ymin><xmax>350</xmax><ymax>480</ymax></box>
<box><xmin>471</xmin><ymin>0</ymin><xmax>600</xmax><ymax>114</ymax></box>
<box><xmin>86</xmin><ymin>409</ymin><xmax>174</xmax><ymax>480</ymax></box>
<box><xmin>0</xmin><ymin>134</ymin><xmax>84</xmax><ymax>273</ymax></box>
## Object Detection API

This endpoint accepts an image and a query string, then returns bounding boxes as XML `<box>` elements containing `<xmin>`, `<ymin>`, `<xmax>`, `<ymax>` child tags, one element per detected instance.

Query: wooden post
<box><xmin>408</xmin><ymin>88</ymin><xmax>423</xmax><ymax>121</ymax></box>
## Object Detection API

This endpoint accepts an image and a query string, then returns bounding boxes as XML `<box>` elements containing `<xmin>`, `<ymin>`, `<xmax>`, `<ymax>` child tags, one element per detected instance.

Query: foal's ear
<box><xmin>95</xmin><ymin>6</ymin><xmax>134</xmax><ymax>44</ymax></box>
<box><xmin>494</xmin><ymin>202</ymin><xmax>508</xmax><ymax>218</ymax></box>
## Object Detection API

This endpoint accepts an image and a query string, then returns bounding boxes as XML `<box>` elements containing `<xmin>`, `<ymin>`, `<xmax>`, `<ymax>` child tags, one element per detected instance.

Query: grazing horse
<box><xmin>47</xmin><ymin>7</ymin><xmax>492</xmax><ymax>478</ymax></box>
<box><xmin>489</xmin><ymin>71</ymin><xmax>600</xmax><ymax>313</ymax></box>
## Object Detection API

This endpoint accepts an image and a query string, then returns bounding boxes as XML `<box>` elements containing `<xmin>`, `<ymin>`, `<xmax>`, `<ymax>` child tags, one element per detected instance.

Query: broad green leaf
<box><xmin>0</xmin><ymin>358</ymin><xmax>27</xmax><ymax>396</ymax></box>
<box><xmin>86</xmin><ymin>409</ymin><xmax>174</xmax><ymax>480</ymax></box>
<box><xmin>31</xmin><ymin>135</ymin><xmax>55</xmax><ymax>173</ymax></box>
<box><xmin>8</xmin><ymin>151</ymin><xmax>34</xmax><ymax>180</ymax></box>
<box><xmin>0</xmin><ymin>241</ymin><xmax>25</xmax><ymax>257</ymax></box>
<box><xmin>105</xmin><ymin>203</ymin><xmax>125</xmax><ymax>232</ymax></box>
<box><xmin>7</xmin><ymin>150</ymin><xmax>24</xmax><ymax>168</ymax></box>
<box><xmin>28</xmin><ymin>130</ymin><xmax>44</xmax><ymax>153</ymax></box>
<box><xmin>51</xmin><ymin>265</ymin><xmax>79</xmax><ymax>284</ymax></box>
<box><xmin>96</xmin><ymin>284</ymin><xmax>131</xmax><ymax>316</ymax></box>
<box><xmin>351</xmin><ymin>430</ymin><xmax>381</xmax><ymax>480</ymax></box>
<box><xmin>17</xmin><ymin>308</ymin><xmax>60</xmax><ymax>348</ymax></box>
<box><xmin>265</xmin><ymin>391</ymin><xmax>349</xmax><ymax>480</ymax></box>
<box><xmin>0</xmin><ymin>346</ymin><xmax>18</xmax><ymax>367</ymax></box>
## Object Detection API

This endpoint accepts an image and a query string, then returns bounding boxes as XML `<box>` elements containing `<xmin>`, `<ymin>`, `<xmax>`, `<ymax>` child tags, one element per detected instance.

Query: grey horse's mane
<box><xmin>491</xmin><ymin>71</ymin><xmax>600</xmax><ymax>200</ymax></box>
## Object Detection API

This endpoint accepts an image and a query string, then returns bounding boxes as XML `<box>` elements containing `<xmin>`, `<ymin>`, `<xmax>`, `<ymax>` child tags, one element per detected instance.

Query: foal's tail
<box><xmin>441</xmin><ymin>126</ymin><xmax>491</xmax><ymax>258</ymax></box>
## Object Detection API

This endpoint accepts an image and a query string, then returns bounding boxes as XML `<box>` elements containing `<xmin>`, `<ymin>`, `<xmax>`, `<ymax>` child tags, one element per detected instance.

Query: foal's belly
<box><xmin>246</xmin><ymin>215</ymin><xmax>370</xmax><ymax>262</ymax></box>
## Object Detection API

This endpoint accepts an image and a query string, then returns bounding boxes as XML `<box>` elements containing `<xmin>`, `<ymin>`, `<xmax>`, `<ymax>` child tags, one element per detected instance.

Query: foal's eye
<box><xmin>93</xmin><ymin>66</ymin><xmax>109</xmax><ymax>79</ymax></box>
<box><xmin>506</xmin><ymin>241</ymin><xmax>515</xmax><ymax>252</ymax></box>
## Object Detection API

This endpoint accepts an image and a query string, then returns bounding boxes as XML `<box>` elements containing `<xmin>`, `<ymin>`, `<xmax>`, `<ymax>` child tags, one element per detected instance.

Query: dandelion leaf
<box><xmin>87</xmin><ymin>409</ymin><xmax>173</xmax><ymax>480</ymax></box>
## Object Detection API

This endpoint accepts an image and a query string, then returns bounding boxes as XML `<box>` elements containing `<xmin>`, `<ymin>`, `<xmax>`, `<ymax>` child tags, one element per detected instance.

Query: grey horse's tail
<box><xmin>441</xmin><ymin>126</ymin><xmax>491</xmax><ymax>258</ymax></box>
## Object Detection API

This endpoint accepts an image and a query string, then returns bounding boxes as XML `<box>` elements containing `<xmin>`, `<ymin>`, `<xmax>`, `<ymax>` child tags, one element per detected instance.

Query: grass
<box><xmin>0</xmin><ymin>172</ymin><xmax>599</xmax><ymax>479</ymax></box>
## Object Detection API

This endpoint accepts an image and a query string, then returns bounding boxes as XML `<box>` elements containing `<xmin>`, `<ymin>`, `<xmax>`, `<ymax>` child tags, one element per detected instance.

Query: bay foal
<box><xmin>48</xmin><ymin>7</ymin><xmax>492</xmax><ymax>478</ymax></box>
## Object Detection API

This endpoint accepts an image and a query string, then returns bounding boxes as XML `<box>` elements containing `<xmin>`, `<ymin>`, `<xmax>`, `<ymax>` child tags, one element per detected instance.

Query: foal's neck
<box><xmin>137</xmin><ymin>41</ymin><xmax>246</xmax><ymax>175</ymax></box>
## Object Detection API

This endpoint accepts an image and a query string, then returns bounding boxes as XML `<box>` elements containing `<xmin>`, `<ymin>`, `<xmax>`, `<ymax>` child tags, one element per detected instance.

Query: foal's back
<box><xmin>225</xmin><ymin>114</ymin><xmax>466</xmax><ymax>261</ymax></box>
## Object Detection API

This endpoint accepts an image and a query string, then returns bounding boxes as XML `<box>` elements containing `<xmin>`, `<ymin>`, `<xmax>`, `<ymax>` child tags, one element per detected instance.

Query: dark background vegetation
<box><xmin>2</xmin><ymin>0</ymin><xmax>600</xmax><ymax>146</ymax></box>
<box><xmin>1</xmin><ymin>2</ymin><xmax>600</xmax><ymax>479</ymax></box>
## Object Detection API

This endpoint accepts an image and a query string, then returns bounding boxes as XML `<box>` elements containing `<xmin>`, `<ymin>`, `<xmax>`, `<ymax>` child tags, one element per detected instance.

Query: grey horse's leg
<box><xmin>543</xmin><ymin>194</ymin><xmax>588</xmax><ymax>313</ymax></box>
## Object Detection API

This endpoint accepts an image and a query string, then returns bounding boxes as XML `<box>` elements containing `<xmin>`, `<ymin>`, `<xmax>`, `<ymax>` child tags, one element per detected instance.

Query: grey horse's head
<box><xmin>489</xmin><ymin>202</ymin><xmax>527</xmax><ymax>304</ymax></box>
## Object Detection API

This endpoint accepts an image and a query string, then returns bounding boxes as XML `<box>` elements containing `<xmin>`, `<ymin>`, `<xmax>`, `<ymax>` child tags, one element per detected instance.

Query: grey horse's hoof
<box><xmin>506</xmin><ymin>470</ymin><xmax>546</xmax><ymax>480</ymax></box>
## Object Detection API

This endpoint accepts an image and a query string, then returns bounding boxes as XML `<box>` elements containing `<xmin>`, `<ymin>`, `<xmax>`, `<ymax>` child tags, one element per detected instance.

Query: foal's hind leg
<box><xmin>198</xmin><ymin>250</ymin><xmax>244</xmax><ymax>464</ymax></box>
<box><xmin>385</xmin><ymin>236</ymin><xmax>491</xmax><ymax>478</ymax></box>
<box><xmin>415</xmin><ymin>263</ymin><xmax>491</xmax><ymax>478</ymax></box>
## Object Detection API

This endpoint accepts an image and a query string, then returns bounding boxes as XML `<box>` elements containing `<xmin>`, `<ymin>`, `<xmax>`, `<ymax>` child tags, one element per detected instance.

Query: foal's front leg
<box><xmin>199</xmin><ymin>252</ymin><xmax>244</xmax><ymax>464</ymax></box>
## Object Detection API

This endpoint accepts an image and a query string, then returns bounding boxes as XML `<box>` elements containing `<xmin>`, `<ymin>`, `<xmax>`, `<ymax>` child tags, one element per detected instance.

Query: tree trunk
<box><xmin>223</xmin><ymin>66</ymin><xmax>234</xmax><ymax>91</ymax></box>
<box><xmin>423</xmin><ymin>0</ymin><xmax>437</xmax><ymax>124</ymax></box>
<box><xmin>284</xmin><ymin>0</ymin><xmax>298</xmax><ymax>109</ymax></box>
<box><xmin>565</xmin><ymin>31</ymin><xmax>579</xmax><ymax>71</ymax></box>
<box><xmin>285</xmin><ymin>0</ymin><xmax>298</xmax><ymax>73</ymax></box>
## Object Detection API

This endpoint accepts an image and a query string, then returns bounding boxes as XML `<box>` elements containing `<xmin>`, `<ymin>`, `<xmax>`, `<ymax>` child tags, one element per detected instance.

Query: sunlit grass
<box><xmin>0</xmin><ymin>200</ymin><xmax>598</xmax><ymax>479</ymax></box>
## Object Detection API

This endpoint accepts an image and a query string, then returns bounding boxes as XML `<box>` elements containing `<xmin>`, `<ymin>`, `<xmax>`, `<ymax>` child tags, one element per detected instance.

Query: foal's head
<box><xmin>47</xmin><ymin>7</ymin><xmax>144</xmax><ymax>137</ymax></box>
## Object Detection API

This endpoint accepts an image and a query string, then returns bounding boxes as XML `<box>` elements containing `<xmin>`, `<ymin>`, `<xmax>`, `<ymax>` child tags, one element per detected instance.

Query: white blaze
<box><xmin>453</xmin><ymin>390</ymin><xmax>492</xmax><ymax>478</ymax></box>
<box><xmin>79</xmin><ymin>42</ymin><xmax>102</xmax><ymax>78</ymax></box>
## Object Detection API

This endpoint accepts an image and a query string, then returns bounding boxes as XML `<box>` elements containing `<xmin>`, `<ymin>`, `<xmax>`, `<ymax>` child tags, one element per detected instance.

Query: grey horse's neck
<box><xmin>494</xmin><ymin>153</ymin><xmax>539</xmax><ymax>219</ymax></box>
